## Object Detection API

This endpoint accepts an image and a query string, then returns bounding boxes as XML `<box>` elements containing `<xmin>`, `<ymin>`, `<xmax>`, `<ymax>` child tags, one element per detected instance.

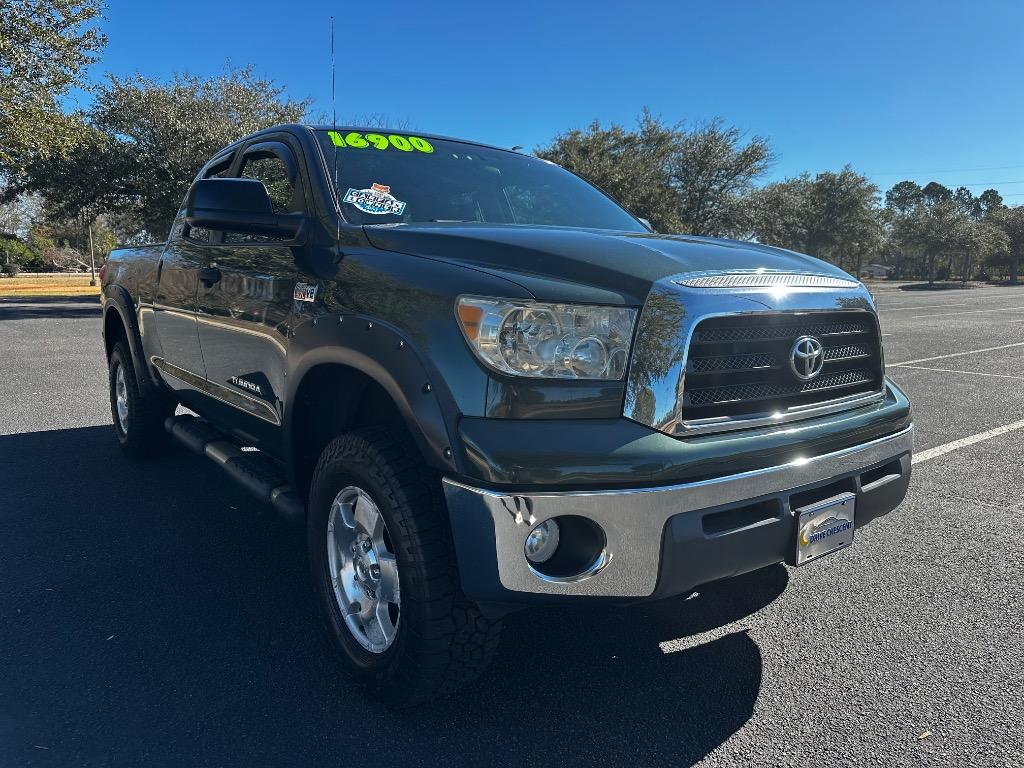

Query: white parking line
<box><xmin>910</xmin><ymin>306</ymin><xmax>1024</xmax><ymax>319</ymax></box>
<box><xmin>889</xmin><ymin>342</ymin><xmax>1024</xmax><ymax>367</ymax></box>
<box><xmin>893</xmin><ymin>364</ymin><xmax>1024</xmax><ymax>380</ymax></box>
<box><xmin>913</xmin><ymin>418</ymin><xmax>1024</xmax><ymax>465</ymax></box>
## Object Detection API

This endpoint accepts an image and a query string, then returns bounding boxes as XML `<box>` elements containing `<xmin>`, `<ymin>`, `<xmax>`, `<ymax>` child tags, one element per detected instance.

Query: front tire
<box><xmin>308</xmin><ymin>428</ymin><xmax>501</xmax><ymax>704</ymax></box>
<box><xmin>108</xmin><ymin>341</ymin><xmax>174</xmax><ymax>457</ymax></box>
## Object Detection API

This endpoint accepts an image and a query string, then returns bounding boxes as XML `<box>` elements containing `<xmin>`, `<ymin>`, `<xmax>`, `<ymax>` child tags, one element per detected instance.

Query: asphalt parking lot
<box><xmin>1</xmin><ymin>286</ymin><xmax>1022</xmax><ymax>767</ymax></box>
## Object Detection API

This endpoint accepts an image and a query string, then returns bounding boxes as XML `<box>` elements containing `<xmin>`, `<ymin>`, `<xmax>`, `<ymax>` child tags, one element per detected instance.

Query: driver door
<box><xmin>151</xmin><ymin>153</ymin><xmax>234</xmax><ymax>388</ymax></box>
<box><xmin>194</xmin><ymin>138</ymin><xmax>306</xmax><ymax>446</ymax></box>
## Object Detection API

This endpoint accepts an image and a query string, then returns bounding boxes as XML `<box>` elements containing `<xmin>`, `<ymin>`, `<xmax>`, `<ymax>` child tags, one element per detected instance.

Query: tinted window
<box><xmin>316</xmin><ymin>129</ymin><xmax>645</xmax><ymax>232</ymax></box>
<box><xmin>224</xmin><ymin>148</ymin><xmax>303</xmax><ymax>243</ymax></box>
<box><xmin>240</xmin><ymin>153</ymin><xmax>297</xmax><ymax>214</ymax></box>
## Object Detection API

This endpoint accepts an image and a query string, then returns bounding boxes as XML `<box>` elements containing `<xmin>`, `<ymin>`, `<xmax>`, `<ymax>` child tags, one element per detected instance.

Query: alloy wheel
<box><xmin>326</xmin><ymin>486</ymin><xmax>401</xmax><ymax>653</ymax></box>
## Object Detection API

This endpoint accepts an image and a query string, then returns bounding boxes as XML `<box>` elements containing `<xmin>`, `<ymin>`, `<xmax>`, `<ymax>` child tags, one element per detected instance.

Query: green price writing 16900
<box><xmin>328</xmin><ymin>131</ymin><xmax>434</xmax><ymax>153</ymax></box>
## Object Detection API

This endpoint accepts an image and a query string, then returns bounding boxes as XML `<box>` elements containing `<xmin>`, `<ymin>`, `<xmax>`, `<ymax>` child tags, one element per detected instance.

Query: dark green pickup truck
<box><xmin>100</xmin><ymin>124</ymin><xmax>913</xmax><ymax>702</ymax></box>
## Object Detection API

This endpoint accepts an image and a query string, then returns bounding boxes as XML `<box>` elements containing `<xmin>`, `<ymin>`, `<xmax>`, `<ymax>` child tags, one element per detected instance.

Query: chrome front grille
<box><xmin>690</xmin><ymin>352</ymin><xmax>775</xmax><ymax>373</ymax></box>
<box><xmin>694</xmin><ymin>318</ymin><xmax>869</xmax><ymax>343</ymax></box>
<box><xmin>686</xmin><ymin>369</ymin><xmax>875</xmax><ymax>407</ymax></box>
<box><xmin>681</xmin><ymin>312</ymin><xmax>883</xmax><ymax>423</ymax></box>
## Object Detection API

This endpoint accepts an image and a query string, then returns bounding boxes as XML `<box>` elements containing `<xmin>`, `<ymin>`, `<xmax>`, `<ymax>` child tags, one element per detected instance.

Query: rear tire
<box><xmin>108</xmin><ymin>341</ymin><xmax>174</xmax><ymax>457</ymax></box>
<box><xmin>308</xmin><ymin>428</ymin><xmax>502</xmax><ymax>704</ymax></box>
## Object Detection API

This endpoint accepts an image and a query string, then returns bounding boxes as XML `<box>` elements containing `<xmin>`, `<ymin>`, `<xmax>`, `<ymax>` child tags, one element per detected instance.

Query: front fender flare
<box><xmin>285</xmin><ymin>314</ymin><xmax>461</xmax><ymax>475</ymax></box>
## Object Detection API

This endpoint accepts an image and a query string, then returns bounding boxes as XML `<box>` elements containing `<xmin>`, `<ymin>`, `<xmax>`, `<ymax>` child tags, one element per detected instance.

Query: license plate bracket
<box><xmin>794</xmin><ymin>492</ymin><xmax>856</xmax><ymax>566</ymax></box>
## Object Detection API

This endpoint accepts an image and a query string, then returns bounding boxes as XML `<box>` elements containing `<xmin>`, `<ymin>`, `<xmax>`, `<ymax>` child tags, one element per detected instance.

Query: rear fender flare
<box><xmin>102</xmin><ymin>286</ymin><xmax>156</xmax><ymax>391</ymax></box>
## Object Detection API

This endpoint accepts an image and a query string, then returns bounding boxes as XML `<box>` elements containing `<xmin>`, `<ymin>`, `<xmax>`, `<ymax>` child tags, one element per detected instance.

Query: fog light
<box><xmin>524</xmin><ymin>519</ymin><xmax>560</xmax><ymax>564</ymax></box>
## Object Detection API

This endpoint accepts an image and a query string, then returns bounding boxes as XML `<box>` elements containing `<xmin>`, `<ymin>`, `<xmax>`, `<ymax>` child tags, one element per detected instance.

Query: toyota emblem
<box><xmin>790</xmin><ymin>336</ymin><xmax>825</xmax><ymax>381</ymax></box>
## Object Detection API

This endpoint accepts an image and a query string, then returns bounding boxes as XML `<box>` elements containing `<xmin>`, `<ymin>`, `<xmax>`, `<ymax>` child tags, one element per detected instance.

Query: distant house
<box><xmin>860</xmin><ymin>263</ymin><xmax>894</xmax><ymax>279</ymax></box>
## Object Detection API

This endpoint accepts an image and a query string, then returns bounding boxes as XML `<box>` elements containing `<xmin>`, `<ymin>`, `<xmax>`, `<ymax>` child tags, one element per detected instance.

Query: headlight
<box><xmin>456</xmin><ymin>297</ymin><xmax>637</xmax><ymax>380</ymax></box>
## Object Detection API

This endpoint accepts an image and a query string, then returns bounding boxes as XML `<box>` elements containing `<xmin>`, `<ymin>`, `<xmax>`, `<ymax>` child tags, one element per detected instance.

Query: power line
<box><xmin>867</xmin><ymin>164</ymin><xmax>1024</xmax><ymax>177</ymax></box>
<box><xmin>931</xmin><ymin>180</ymin><xmax>1024</xmax><ymax>187</ymax></box>
<box><xmin>870</xmin><ymin>178</ymin><xmax>1024</xmax><ymax>191</ymax></box>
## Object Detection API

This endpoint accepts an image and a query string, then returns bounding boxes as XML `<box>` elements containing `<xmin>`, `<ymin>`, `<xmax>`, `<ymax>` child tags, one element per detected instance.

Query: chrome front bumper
<box><xmin>443</xmin><ymin>424</ymin><xmax>913</xmax><ymax>600</ymax></box>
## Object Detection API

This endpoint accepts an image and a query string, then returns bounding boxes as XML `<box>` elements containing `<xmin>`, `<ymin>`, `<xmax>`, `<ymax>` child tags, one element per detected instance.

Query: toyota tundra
<box><xmin>99</xmin><ymin>124</ymin><xmax>913</xmax><ymax>703</ymax></box>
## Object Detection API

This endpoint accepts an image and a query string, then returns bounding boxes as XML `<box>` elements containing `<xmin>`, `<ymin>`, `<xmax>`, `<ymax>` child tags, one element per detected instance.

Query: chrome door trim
<box><xmin>151</xmin><ymin>356</ymin><xmax>281</xmax><ymax>425</ymax></box>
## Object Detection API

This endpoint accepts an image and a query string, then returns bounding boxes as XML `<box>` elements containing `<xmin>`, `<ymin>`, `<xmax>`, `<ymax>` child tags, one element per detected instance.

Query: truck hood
<box><xmin>363</xmin><ymin>223</ymin><xmax>851</xmax><ymax>305</ymax></box>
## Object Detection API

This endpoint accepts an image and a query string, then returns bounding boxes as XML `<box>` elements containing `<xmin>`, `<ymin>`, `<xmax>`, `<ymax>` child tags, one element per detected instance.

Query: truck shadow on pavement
<box><xmin>0</xmin><ymin>425</ymin><xmax>786</xmax><ymax>768</ymax></box>
<box><xmin>0</xmin><ymin>296</ymin><xmax>101</xmax><ymax>321</ymax></box>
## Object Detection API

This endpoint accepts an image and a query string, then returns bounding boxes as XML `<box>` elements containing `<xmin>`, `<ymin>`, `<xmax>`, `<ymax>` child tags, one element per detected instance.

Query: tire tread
<box><xmin>109</xmin><ymin>341</ymin><xmax>173</xmax><ymax>457</ymax></box>
<box><xmin>309</xmin><ymin>427</ymin><xmax>501</xmax><ymax>704</ymax></box>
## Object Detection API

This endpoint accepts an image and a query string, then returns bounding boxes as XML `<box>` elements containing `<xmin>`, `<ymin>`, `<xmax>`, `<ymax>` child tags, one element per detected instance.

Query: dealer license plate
<box><xmin>794</xmin><ymin>493</ymin><xmax>856</xmax><ymax>566</ymax></box>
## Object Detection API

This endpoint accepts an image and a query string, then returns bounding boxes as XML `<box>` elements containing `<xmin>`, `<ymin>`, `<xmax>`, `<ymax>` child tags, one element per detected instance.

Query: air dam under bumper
<box><xmin>443</xmin><ymin>424</ymin><xmax>912</xmax><ymax>602</ymax></box>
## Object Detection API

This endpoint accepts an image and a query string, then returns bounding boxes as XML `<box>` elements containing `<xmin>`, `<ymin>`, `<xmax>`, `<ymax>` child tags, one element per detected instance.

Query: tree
<box><xmin>0</xmin><ymin>0</ymin><xmax>106</xmax><ymax>177</ymax></box>
<box><xmin>0</xmin><ymin>234</ymin><xmax>35</xmax><ymax>268</ymax></box>
<box><xmin>891</xmin><ymin>197</ymin><xmax>964</xmax><ymax>284</ymax></box>
<box><xmin>0</xmin><ymin>191</ymin><xmax>41</xmax><ymax>239</ymax></box>
<box><xmin>989</xmin><ymin>207</ymin><xmax>1024</xmax><ymax>284</ymax></box>
<box><xmin>749</xmin><ymin>166</ymin><xmax>881</xmax><ymax>274</ymax></box>
<box><xmin>881</xmin><ymin>180</ymin><xmax>993</xmax><ymax>283</ymax></box>
<box><xmin>537</xmin><ymin>110</ymin><xmax>773</xmax><ymax>236</ymax></box>
<box><xmin>747</xmin><ymin>174</ymin><xmax>815</xmax><ymax>253</ymax></box>
<box><xmin>809</xmin><ymin>168</ymin><xmax>882</xmax><ymax>274</ymax></box>
<box><xmin>921</xmin><ymin>181</ymin><xmax>953</xmax><ymax>206</ymax></box>
<box><xmin>953</xmin><ymin>186</ymin><xmax>982</xmax><ymax>220</ymax></box>
<box><xmin>884</xmin><ymin>181</ymin><xmax>923</xmax><ymax>215</ymax></box>
<box><xmin>667</xmin><ymin>119</ymin><xmax>774</xmax><ymax>237</ymax></box>
<box><xmin>956</xmin><ymin>220</ymin><xmax>1008</xmax><ymax>282</ymax></box>
<box><xmin>13</xmin><ymin>66</ymin><xmax>314</xmax><ymax>240</ymax></box>
<box><xmin>536</xmin><ymin>112</ymin><xmax>681</xmax><ymax>232</ymax></box>
<box><xmin>979</xmin><ymin>189</ymin><xmax>1005</xmax><ymax>216</ymax></box>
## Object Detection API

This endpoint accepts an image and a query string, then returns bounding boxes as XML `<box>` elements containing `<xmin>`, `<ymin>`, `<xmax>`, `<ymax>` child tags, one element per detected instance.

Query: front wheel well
<box><xmin>290</xmin><ymin>364</ymin><xmax>411</xmax><ymax>498</ymax></box>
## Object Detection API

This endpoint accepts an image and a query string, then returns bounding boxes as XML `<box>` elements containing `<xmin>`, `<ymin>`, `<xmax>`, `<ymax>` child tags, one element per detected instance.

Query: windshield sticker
<box><xmin>293</xmin><ymin>282</ymin><xmax>317</xmax><ymax>302</ymax></box>
<box><xmin>328</xmin><ymin>131</ymin><xmax>434</xmax><ymax>153</ymax></box>
<box><xmin>343</xmin><ymin>183</ymin><xmax>407</xmax><ymax>216</ymax></box>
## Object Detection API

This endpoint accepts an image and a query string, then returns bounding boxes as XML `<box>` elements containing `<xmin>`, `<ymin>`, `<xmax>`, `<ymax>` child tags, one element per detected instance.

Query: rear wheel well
<box><xmin>290</xmin><ymin>364</ymin><xmax>411</xmax><ymax>498</ymax></box>
<box><xmin>104</xmin><ymin>308</ymin><xmax>127</xmax><ymax>360</ymax></box>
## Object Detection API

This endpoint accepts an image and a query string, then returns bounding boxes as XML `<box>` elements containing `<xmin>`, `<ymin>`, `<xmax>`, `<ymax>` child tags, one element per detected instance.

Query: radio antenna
<box><xmin>331</xmin><ymin>16</ymin><xmax>340</xmax><ymax>241</ymax></box>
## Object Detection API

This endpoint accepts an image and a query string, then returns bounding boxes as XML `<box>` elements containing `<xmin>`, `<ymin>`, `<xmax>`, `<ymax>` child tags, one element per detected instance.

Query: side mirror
<box><xmin>185</xmin><ymin>178</ymin><xmax>303</xmax><ymax>239</ymax></box>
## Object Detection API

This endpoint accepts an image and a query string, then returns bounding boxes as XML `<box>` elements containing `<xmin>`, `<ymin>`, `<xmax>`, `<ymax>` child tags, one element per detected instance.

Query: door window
<box><xmin>224</xmin><ymin>147</ymin><xmax>303</xmax><ymax>243</ymax></box>
<box><xmin>241</xmin><ymin>155</ymin><xmax>296</xmax><ymax>213</ymax></box>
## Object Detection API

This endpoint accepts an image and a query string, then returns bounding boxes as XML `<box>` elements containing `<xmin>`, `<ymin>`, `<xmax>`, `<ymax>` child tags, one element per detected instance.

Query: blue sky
<box><xmin>80</xmin><ymin>0</ymin><xmax>1024</xmax><ymax>201</ymax></box>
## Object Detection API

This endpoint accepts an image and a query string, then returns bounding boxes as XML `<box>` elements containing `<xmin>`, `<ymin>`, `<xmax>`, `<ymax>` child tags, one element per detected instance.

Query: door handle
<box><xmin>198</xmin><ymin>267</ymin><xmax>222</xmax><ymax>287</ymax></box>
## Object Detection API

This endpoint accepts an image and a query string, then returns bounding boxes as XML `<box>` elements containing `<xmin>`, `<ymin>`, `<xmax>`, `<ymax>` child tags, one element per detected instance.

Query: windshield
<box><xmin>315</xmin><ymin>129</ymin><xmax>646</xmax><ymax>232</ymax></box>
